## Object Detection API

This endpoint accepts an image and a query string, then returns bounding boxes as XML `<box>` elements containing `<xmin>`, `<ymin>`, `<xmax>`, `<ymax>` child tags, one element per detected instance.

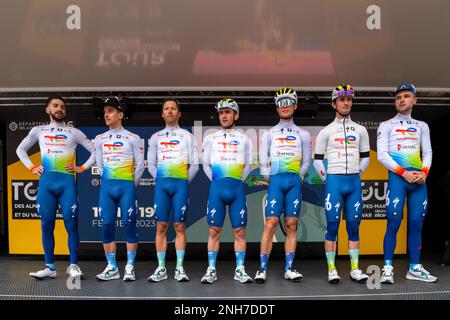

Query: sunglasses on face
<box><xmin>276</xmin><ymin>98</ymin><xmax>295</xmax><ymax>108</ymax></box>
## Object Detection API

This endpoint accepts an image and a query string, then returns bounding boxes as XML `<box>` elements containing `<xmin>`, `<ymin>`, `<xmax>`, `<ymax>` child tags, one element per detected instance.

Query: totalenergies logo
<box><xmin>276</xmin><ymin>135</ymin><xmax>296</xmax><ymax>144</ymax></box>
<box><xmin>104</xmin><ymin>141</ymin><xmax>124</xmax><ymax>151</ymax></box>
<box><xmin>160</xmin><ymin>140</ymin><xmax>180</xmax><ymax>149</ymax></box>
<box><xmin>44</xmin><ymin>134</ymin><xmax>67</xmax><ymax>143</ymax></box>
<box><xmin>395</xmin><ymin>127</ymin><xmax>417</xmax><ymax>136</ymax></box>
<box><xmin>335</xmin><ymin>135</ymin><xmax>356</xmax><ymax>145</ymax></box>
<box><xmin>218</xmin><ymin>140</ymin><xmax>239</xmax><ymax>149</ymax></box>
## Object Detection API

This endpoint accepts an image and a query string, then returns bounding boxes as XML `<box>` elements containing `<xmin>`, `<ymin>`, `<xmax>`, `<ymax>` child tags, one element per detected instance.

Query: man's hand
<box><xmin>413</xmin><ymin>171</ymin><xmax>427</xmax><ymax>184</ymax></box>
<box><xmin>65</xmin><ymin>164</ymin><xmax>85</xmax><ymax>174</ymax></box>
<box><xmin>402</xmin><ymin>171</ymin><xmax>417</xmax><ymax>183</ymax></box>
<box><xmin>31</xmin><ymin>166</ymin><xmax>44</xmax><ymax>176</ymax></box>
<box><xmin>264</xmin><ymin>176</ymin><xmax>270</xmax><ymax>183</ymax></box>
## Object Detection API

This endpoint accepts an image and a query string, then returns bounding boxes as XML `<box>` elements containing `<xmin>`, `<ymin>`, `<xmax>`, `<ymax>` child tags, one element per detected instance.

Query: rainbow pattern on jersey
<box><xmin>103</xmin><ymin>159</ymin><xmax>135</xmax><ymax>181</ymax></box>
<box><xmin>391</xmin><ymin>150</ymin><xmax>422</xmax><ymax>170</ymax></box>
<box><xmin>270</xmin><ymin>156</ymin><xmax>301</xmax><ymax>175</ymax></box>
<box><xmin>41</xmin><ymin>151</ymin><xmax>75</xmax><ymax>175</ymax></box>
<box><xmin>157</xmin><ymin>162</ymin><xmax>188</xmax><ymax>180</ymax></box>
<box><xmin>212</xmin><ymin>163</ymin><xmax>244</xmax><ymax>181</ymax></box>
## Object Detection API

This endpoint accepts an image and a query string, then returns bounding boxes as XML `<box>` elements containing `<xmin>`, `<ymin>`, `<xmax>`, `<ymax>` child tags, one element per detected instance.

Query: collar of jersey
<box><xmin>49</xmin><ymin>121</ymin><xmax>66</xmax><ymax>128</ymax></box>
<box><xmin>395</xmin><ymin>113</ymin><xmax>412</xmax><ymax>121</ymax></box>
<box><xmin>277</xmin><ymin>118</ymin><xmax>294</xmax><ymax>128</ymax></box>
<box><xmin>219</xmin><ymin>127</ymin><xmax>237</xmax><ymax>134</ymax></box>
<box><xmin>334</xmin><ymin>116</ymin><xmax>352</xmax><ymax>124</ymax></box>
<box><xmin>164</xmin><ymin>125</ymin><xmax>180</xmax><ymax>131</ymax></box>
<box><xmin>109</xmin><ymin>126</ymin><xmax>124</xmax><ymax>134</ymax></box>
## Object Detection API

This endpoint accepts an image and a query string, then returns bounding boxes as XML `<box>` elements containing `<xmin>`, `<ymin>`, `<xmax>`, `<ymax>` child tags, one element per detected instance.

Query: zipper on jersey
<box><xmin>343</xmin><ymin>118</ymin><xmax>348</xmax><ymax>174</ymax></box>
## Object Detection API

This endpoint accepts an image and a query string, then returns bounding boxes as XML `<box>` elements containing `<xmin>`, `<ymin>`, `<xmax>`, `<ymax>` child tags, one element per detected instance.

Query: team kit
<box><xmin>15</xmin><ymin>83</ymin><xmax>437</xmax><ymax>286</ymax></box>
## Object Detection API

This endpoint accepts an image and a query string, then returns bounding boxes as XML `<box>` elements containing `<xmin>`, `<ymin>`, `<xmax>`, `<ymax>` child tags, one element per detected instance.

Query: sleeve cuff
<box><xmin>80</xmin><ymin>165</ymin><xmax>87</xmax><ymax>172</ymax></box>
<box><xmin>421</xmin><ymin>167</ymin><xmax>429</xmax><ymax>176</ymax></box>
<box><xmin>395</xmin><ymin>167</ymin><xmax>406</xmax><ymax>176</ymax></box>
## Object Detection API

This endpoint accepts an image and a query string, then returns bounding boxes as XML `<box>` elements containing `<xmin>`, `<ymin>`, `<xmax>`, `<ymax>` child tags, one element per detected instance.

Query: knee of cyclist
<box><xmin>173</xmin><ymin>223</ymin><xmax>186</xmax><ymax>233</ymax></box>
<box><xmin>265</xmin><ymin>220</ymin><xmax>278</xmax><ymax>233</ymax></box>
<box><xmin>41</xmin><ymin>218</ymin><xmax>55</xmax><ymax>232</ymax></box>
<box><xmin>102</xmin><ymin>224</ymin><xmax>115</xmax><ymax>243</ymax></box>
<box><xmin>233</xmin><ymin>228</ymin><xmax>246</xmax><ymax>239</ymax></box>
<box><xmin>285</xmin><ymin>221</ymin><xmax>298</xmax><ymax>233</ymax></box>
<box><xmin>124</xmin><ymin>223</ymin><xmax>138</xmax><ymax>242</ymax></box>
<box><xmin>386</xmin><ymin>219</ymin><xmax>402</xmax><ymax>233</ymax></box>
<box><xmin>346</xmin><ymin>221</ymin><xmax>360</xmax><ymax>241</ymax></box>
<box><xmin>325</xmin><ymin>221</ymin><xmax>339</xmax><ymax>241</ymax></box>
<box><xmin>408</xmin><ymin>219</ymin><xmax>423</xmax><ymax>233</ymax></box>
<box><xmin>209</xmin><ymin>227</ymin><xmax>221</xmax><ymax>239</ymax></box>
<box><xmin>157</xmin><ymin>223</ymin><xmax>169</xmax><ymax>233</ymax></box>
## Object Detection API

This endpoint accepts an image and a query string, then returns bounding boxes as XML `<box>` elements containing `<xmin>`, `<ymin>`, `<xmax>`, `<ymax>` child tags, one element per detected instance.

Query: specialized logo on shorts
<box><xmin>270</xmin><ymin>199</ymin><xmax>277</xmax><ymax>208</ymax></box>
<box><xmin>354</xmin><ymin>201</ymin><xmax>360</xmax><ymax>212</ymax></box>
<box><xmin>104</xmin><ymin>141</ymin><xmax>124</xmax><ymax>151</ymax></box>
<box><xmin>395</xmin><ymin>127</ymin><xmax>417</xmax><ymax>136</ymax></box>
<box><xmin>160</xmin><ymin>140</ymin><xmax>180</xmax><ymax>149</ymax></box>
<box><xmin>293</xmin><ymin>199</ymin><xmax>299</xmax><ymax>208</ymax></box>
<box><xmin>393</xmin><ymin>197</ymin><xmax>400</xmax><ymax>208</ymax></box>
<box><xmin>335</xmin><ymin>135</ymin><xmax>356</xmax><ymax>145</ymax></box>
<box><xmin>276</xmin><ymin>135</ymin><xmax>296</xmax><ymax>145</ymax></box>
<box><xmin>44</xmin><ymin>134</ymin><xmax>67</xmax><ymax>143</ymax></box>
<box><xmin>218</xmin><ymin>140</ymin><xmax>239</xmax><ymax>149</ymax></box>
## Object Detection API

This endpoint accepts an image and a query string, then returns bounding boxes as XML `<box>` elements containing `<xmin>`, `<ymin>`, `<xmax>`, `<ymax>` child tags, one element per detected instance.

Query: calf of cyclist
<box><xmin>16</xmin><ymin>95</ymin><xmax>95</xmax><ymax>280</ymax></box>
<box><xmin>377</xmin><ymin>83</ymin><xmax>436</xmax><ymax>284</ymax></box>
<box><xmin>313</xmin><ymin>85</ymin><xmax>370</xmax><ymax>284</ymax></box>
<box><xmin>200</xmin><ymin>99</ymin><xmax>253</xmax><ymax>284</ymax></box>
<box><xmin>255</xmin><ymin>88</ymin><xmax>311</xmax><ymax>283</ymax></box>
<box><xmin>147</xmin><ymin>98</ymin><xmax>199</xmax><ymax>282</ymax></box>
<box><xmin>94</xmin><ymin>97</ymin><xmax>145</xmax><ymax>281</ymax></box>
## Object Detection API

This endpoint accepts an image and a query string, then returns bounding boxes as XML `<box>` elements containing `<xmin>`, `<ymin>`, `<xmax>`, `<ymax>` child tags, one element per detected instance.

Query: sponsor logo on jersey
<box><xmin>218</xmin><ymin>140</ymin><xmax>239</xmax><ymax>149</ymax></box>
<box><xmin>104</xmin><ymin>141</ymin><xmax>124</xmax><ymax>151</ymax></box>
<box><xmin>395</xmin><ymin>127</ymin><xmax>417</xmax><ymax>136</ymax></box>
<box><xmin>335</xmin><ymin>135</ymin><xmax>356</xmax><ymax>145</ymax></box>
<box><xmin>44</xmin><ymin>134</ymin><xmax>67</xmax><ymax>143</ymax></box>
<box><xmin>276</xmin><ymin>135</ymin><xmax>296</xmax><ymax>145</ymax></box>
<box><xmin>397</xmin><ymin>144</ymin><xmax>417</xmax><ymax>151</ymax></box>
<box><xmin>160</xmin><ymin>140</ymin><xmax>180</xmax><ymax>149</ymax></box>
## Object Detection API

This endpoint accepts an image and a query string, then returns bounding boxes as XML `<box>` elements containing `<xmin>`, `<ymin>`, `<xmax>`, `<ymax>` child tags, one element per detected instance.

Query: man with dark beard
<box><xmin>16</xmin><ymin>96</ymin><xmax>96</xmax><ymax>280</ymax></box>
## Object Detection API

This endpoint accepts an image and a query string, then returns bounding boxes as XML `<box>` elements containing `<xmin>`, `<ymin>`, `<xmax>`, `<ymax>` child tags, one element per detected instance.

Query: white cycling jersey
<box><xmin>94</xmin><ymin>127</ymin><xmax>145</xmax><ymax>186</ymax></box>
<box><xmin>313</xmin><ymin>117</ymin><xmax>370</xmax><ymax>179</ymax></box>
<box><xmin>259</xmin><ymin>119</ymin><xmax>311</xmax><ymax>177</ymax></box>
<box><xmin>147</xmin><ymin>126</ymin><xmax>199</xmax><ymax>181</ymax></box>
<box><xmin>377</xmin><ymin>114</ymin><xmax>432</xmax><ymax>176</ymax></box>
<box><xmin>202</xmin><ymin>127</ymin><xmax>252</xmax><ymax>181</ymax></box>
<box><xmin>16</xmin><ymin>121</ymin><xmax>95</xmax><ymax>174</ymax></box>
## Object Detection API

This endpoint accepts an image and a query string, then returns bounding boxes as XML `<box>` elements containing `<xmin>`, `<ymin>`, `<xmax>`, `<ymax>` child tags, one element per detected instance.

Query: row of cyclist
<box><xmin>16</xmin><ymin>82</ymin><xmax>436</xmax><ymax>285</ymax></box>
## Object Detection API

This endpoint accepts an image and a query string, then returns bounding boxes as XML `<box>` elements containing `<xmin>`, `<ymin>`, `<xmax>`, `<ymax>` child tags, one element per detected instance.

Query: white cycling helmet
<box><xmin>274</xmin><ymin>87</ymin><xmax>298</xmax><ymax>105</ymax></box>
<box><xmin>215</xmin><ymin>98</ymin><xmax>239</xmax><ymax>113</ymax></box>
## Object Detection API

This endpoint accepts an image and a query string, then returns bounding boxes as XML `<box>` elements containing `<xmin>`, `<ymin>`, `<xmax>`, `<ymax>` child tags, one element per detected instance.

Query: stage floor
<box><xmin>0</xmin><ymin>255</ymin><xmax>449</xmax><ymax>300</ymax></box>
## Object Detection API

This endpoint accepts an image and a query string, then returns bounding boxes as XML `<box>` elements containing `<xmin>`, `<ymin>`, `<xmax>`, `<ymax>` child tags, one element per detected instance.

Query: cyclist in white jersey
<box><xmin>147</xmin><ymin>98</ymin><xmax>199</xmax><ymax>282</ymax></box>
<box><xmin>16</xmin><ymin>95</ymin><xmax>96</xmax><ymax>280</ymax></box>
<box><xmin>313</xmin><ymin>85</ymin><xmax>370</xmax><ymax>284</ymax></box>
<box><xmin>94</xmin><ymin>97</ymin><xmax>145</xmax><ymax>281</ymax></box>
<box><xmin>377</xmin><ymin>82</ymin><xmax>436</xmax><ymax>283</ymax></box>
<box><xmin>255</xmin><ymin>88</ymin><xmax>311</xmax><ymax>283</ymax></box>
<box><xmin>200</xmin><ymin>99</ymin><xmax>253</xmax><ymax>284</ymax></box>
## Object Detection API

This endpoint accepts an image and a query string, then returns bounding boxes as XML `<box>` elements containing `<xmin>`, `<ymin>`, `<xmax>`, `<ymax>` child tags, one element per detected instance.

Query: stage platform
<box><xmin>0</xmin><ymin>255</ymin><xmax>449</xmax><ymax>300</ymax></box>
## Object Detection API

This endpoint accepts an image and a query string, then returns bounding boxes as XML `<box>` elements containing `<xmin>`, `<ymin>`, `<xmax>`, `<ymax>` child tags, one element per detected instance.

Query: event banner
<box><xmin>6</xmin><ymin>118</ymin><xmax>407</xmax><ymax>255</ymax></box>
